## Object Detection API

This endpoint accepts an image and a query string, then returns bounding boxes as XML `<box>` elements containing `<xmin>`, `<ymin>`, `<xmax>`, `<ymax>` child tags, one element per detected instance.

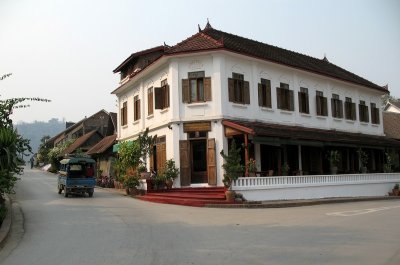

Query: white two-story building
<box><xmin>111</xmin><ymin>22</ymin><xmax>400</xmax><ymax>189</ymax></box>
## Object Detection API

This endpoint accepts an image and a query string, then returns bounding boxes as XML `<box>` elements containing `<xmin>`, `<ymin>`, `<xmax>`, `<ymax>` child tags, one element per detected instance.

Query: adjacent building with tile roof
<box><xmin>112</xmin><ymin>23</ymin><xmax>399</xmax><ymax>188</ymax></box>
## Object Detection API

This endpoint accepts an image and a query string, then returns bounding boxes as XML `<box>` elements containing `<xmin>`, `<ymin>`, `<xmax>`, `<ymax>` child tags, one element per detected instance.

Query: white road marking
<box><xmin>326</xmin><ymin>205</ymin><xmax>400</xmax><ymax>217</ymax></box>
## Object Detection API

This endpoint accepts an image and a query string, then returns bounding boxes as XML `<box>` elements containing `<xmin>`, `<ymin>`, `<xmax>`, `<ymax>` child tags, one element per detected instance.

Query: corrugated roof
<box><xmin>86</xmin><ymin>134</ymin><xmax>117</xmax><ymax>155</ymax></box>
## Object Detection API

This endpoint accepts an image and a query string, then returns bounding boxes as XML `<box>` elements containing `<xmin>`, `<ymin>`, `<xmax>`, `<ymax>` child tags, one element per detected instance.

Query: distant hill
<box><xmin>15</xmin><ymin>118</ymin><xmax>65</xmax><ymax>157</ymax></box>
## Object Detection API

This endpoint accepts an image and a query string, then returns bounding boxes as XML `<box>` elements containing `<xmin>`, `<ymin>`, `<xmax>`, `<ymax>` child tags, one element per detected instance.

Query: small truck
<box><xmin>57</xmin><ymin>157</ymin><xmax>96</xmax><ymax>197</ymax></box>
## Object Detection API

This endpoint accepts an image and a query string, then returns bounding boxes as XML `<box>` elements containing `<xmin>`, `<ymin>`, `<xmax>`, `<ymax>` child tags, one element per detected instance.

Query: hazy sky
<box><xmin>1</xmin><ymin>0</ymin><xmax>399</xmax><ymax>123</ymax></box>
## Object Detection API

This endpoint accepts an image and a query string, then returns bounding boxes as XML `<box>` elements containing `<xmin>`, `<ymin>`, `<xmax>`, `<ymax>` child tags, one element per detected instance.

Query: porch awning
<box><xmin>222</xmin><ymin>119</ymin><xmax>400</xmax><ymax>148</ymax></box>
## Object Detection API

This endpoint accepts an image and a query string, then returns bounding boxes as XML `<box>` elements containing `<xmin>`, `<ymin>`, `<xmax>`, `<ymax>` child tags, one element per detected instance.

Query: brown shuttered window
<box><xmin>298</xmin><ymin>87</ymin><xmax>309</xmax><ymax>114</ymax></box>
<box><xmin>331</xmin><ymin>94</ymin><xmax>343</xmax><ymax>118</ymax></box>
<box><xmin>134</xmin><ymin>95</ymin><xmax>140</xmax><ymax>121</ymax></box>
<box><xmin>228</xmin><ymin>73</ymin><xmax>250</xmax><ymax>104</ymax></box>
<box><xmin>121</xmin><ymin>101</ymin><xmax>127</xmax><ymax>126</ymax></box>
<box><xmin>258</xmin><ymin>78</ymin><xmax>272</xmax><ymax>108</ymax></box>
<box><xmin>147</xmin><ymin>87</ymin><xmax>153</xmax><ymax>116</ymax></box>
<box><xmin>182</xmin><ymin>72</ymin><xmax>212</xmax><ymax>103</ymax></box>
<box><xmin>154</xmin><ymin>79</ymin><xmax>170</xmax><ymax>110</ymax></box>
<box><xmin>276</xmin><ymin>83</ymin><xmax>294</xmax><ymax>111</ymax></box>
<box><xmin>359</xmin><ymin>100</ymin><xmax>369</xmax><ymax>123</ymax></box>
<box><xmin>345</xmin><ymin>97</ymin><xmax>356</xmax><ymax>120</ymax></box>
<box><xmin>371</xmin><ymin>103</ymin><xmax>380</xmax><ymax>124</ymax></box>
<box><xmin>316</xmin><ymin>91</ymin><xmax>328</xmax><ymax>116</ymax></box>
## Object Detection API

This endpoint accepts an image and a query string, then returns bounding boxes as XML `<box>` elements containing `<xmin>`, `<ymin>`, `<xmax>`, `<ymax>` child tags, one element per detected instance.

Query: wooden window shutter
<box><xmin>351</xmin><ymin>103</ymin><xmax>356</xmax><ymax>120</ymax></box>
<box><xmin>298</xmin><ymin>92</ymin><xmax>303</xmax><ymax>112</ymax></box>
<box><xmin>316</xmin><ymin>96</ymin><xmax>321</xmax><ymax>115</ymax></box>
<box><xmin>179</xmin><ymin>140</ymin><xmax>191</xmax><ymax>186</ymax></box>
<box><xmin>276</xmin><ymin>87</ymin><xmax>282</xmax><ymax>109</ymax></box>
<box><xmin>258</xmin><ymin>83</ymin><xmax>263</xmax><ymax>106</ymax></box>
<box><xmin>289</xmin><ymin>90</ymin><xmax>294</xmax><ymax>111</ymax></box>
<box><xmin>266</xmin><ymin>81</ymin><xmax>271</xmax><ymax>107</ymax></box>
<box><xmin>182</xmin><ymin>79</ymin><xmax>190</xmax><ymax>103</ymax></box>
<box><xmin>243</xmin><ymin>81</ymin><xmax>250</xmax><ymax>104</ymax></box>
<box><xmin>154</xmin><ymin>87</ymin><xmax>163</xmax><ymax>109</ymax></box>
<box><xmin>148</xmin><ymin>90</ymin><xmax>153</xmax><ymax>115</ymax></box>
<box><xmin>322</xmin><ymin>97</ymin><xmax>328</xmax><ymax>116</ymax></box>
<box><xmin>204</xmin><ymin>77</ymin><xmax>212</xmax><ymax>101</ymax></box>
<box><xmin>365</xmin><ymin>106</ymin><xmax>369</xmax><ymax>122</ymax></box>
<box><xmin>305</xmin><ymin>93</ymin><xmax>309</xmax><ymax>113</ymax></box>
<box><xmin>331</xmin><ymin>98</ymin><xmax>335</xmax><ymax>117</ymax></box>
<box><xmin>207</xmin><ymin>138</ymin><xmax>217</xmax><ymax>186</ymax></box>
<box><xmin>228</xmin><ymin>78</ymin><xmax>234</xmax><ymax>102</ymax></box>
<box><xmin>164</xmin><ymin>85</ymin><xmax>170</xmax><ymax>108</ymax></box>
<box><xmin>149</xmin><ymin>150</ymin><xmax>154</xmax><ymax>171</ymax></box>
<box><xmin>338</xmin><ymin>100</ymin><xmax>343</xmax><ymax>118</ymax></box>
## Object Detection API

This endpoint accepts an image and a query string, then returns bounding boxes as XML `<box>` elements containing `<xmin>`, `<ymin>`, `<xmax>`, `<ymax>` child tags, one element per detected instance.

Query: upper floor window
<box><xmin>134</xmin><ymin>95</ymin><xmax>140</xmax><ymax>121</ymax></box>
<box><xmin>277</xmin><ymin>83</ymin><xmax>294</xmax><ymax>111</ymax></box>
<box><xmin>147</xmin><ymin>87</ymin><xmax>154</xmax><ymax>116</ymax></box>
<box><xmin>182</xmin><ymin>71</ymin><xmax>212</xmax><ymax>103</ymax></box>
<box><xmin>121</xmin><ymin>101</ymin><xmax>128</xmax><ymax>126</ymax></box>
<box><xmin>371</xmin><ymin>103</ymin><xmax>380</xmax><ymax>124</ymax></box>
<box><xmin>316</xmin><ymin>91</ymin><xmax>328</xmax><ymax>116</ymax></box>
<box><xmin>155</xmin><ymin>79</ymin><xmax>170</xmax><ymax>110</ymax></box>
<box><xmin>345</xmin><ymin>97</ymin><xmax>356</xmax><ymax>120</ymax></box>
<box><xmin>228</xmin><ymin>73</ymin><xmax>250</xmax><ymax>104</ymax></box>
<box><xmin>298</xmin><ymin>87</ymin><xmax>309</xmax><ymax>114</ymax></box>
<box><xmin>331</xmin><ymin>94</ymin><xmax>343</xmax><ymax>118</ymax></box>
<box><xmin>359</xmin><ymin>100</ymin><xmax>369</xmax><ymax>123</ymax></box>
<box><xmin>258</xmin><ymin>78</ymin><xmax>272</xmax><ymax>108</ymax></box>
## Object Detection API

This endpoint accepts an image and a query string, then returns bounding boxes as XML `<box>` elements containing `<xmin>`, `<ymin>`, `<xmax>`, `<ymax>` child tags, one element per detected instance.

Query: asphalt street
<box><xmin>0</xmin><ymin>167</ymin><xmax>399</xmax><ymax>265</ymax></box>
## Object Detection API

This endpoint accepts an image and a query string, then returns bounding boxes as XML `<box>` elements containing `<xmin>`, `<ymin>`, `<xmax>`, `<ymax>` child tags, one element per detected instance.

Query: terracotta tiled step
<box><xmin>137</xmin><ymin>195</ymin><xmax>233</xmax><ymax>207</ymax></box>
<box><xmin>144</xmin><ymin>192</ymin><xmax>226</xmax><ymax>200</ymax></box>
<box><xmin>148</xmin><ymin>187</ymin><xmax>225</xmax><ymax>193</ymax></box>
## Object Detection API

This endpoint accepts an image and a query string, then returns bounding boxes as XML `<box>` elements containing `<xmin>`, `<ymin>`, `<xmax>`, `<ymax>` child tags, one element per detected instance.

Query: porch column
<box><xmin>244</xmin><ymin>133</ymin><xmax>249</xmax><ymax>176</ymax></box>
<box><xmin>298</xmin><ymin>145</ymin><xmax>302</xmax><ymax>175</ymax></box>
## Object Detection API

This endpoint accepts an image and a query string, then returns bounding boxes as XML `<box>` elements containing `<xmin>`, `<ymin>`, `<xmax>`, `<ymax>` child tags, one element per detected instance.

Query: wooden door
<box><xmin>180</xmin><ymin>140</ymin><xmax>191</xmax><ymax>186</ymax></box>
<box><xmin>207</xmin><ymin>138</ymin><xmax>216</xmax><ymax>185</ymax></box>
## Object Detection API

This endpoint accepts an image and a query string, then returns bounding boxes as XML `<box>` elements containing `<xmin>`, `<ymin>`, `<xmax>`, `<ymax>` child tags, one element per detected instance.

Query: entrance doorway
<box><xmin>190</xmin><ymin>140</ymin><xmax>207</xmax><ymax>183</ymax></box>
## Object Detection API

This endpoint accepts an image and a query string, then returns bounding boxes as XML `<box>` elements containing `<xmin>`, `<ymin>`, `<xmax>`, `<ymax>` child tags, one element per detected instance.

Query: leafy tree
<box><xmin>220</xmin><ymin>140</ymin><xmax>244</xmax><ymax>189</ymax></box>
<box><xmin>0</xmin><ymin>73</ymin><xmax>50</xmax><ymax>200</ymax></box>
<box><xmin>37</xmin><ymin>135</ymin><xmax>51</xmax><ymax>164</ymax></box>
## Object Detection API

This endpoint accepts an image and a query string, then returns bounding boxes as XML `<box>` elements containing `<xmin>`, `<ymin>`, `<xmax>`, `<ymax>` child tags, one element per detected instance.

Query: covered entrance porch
<box><xmin>222</xmin><ymin>120</ymin><xmax>400</xmax><ymax>177</ymax></box>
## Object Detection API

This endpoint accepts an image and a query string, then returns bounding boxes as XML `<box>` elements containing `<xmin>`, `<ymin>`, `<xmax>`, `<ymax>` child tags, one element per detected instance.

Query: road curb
<box><xmin>205</xmin><ymin>196</ymin><xmax>400</xmax><ymax>208</ymax></box>
<box><xmin>0</xmin><ymin>196</ymin><xmax>12</xmax><ymax>249</ymax></box>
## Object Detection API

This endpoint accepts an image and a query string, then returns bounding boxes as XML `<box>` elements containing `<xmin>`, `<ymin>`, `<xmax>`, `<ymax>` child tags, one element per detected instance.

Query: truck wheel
<box><xmin>64</xmin><ymin>188</ymin><xmax>68</xmax><ymax>198</ymax></box>
<box><xmin>88</xmin><ymin>188</ymin><xmax>94</xmax><ymax>197</ymax></box>
<box><xmin>58</xmin><ymin>185</ymin><xmax>62</xmax><ymax>194</ymax></box>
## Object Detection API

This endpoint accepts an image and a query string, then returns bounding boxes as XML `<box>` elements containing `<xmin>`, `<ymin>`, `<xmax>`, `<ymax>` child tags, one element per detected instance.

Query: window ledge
<box><xmin>316</xmin><ymin>115</ymin><xmax>327</xmax><ymax>119</ymax></box>
<box><xmin>371</xmin><ymin>123</ymin><xmax>380</xmax><ymax>127</ymax></box>
<box><xmin>300</xmin><ymin>112</ymin><xmax>311</xmax><ymax>117</ymax></box>
<box><xmin>360</xmin><ymin>122</ymin><xmax>369</xmax><ymax>126</ymax></box>
<box><xmin>160</xmin><ymin>108</ymin><xmax>169</xmax><ymax>114</ymax></box>
<box><xmin>260</xmin><ymin>107</ymin><xmax>274</xmax><ymax>112</ymax></box>
<box><xmin>332</xmin><ymin>117</ymin><xmax>342</xmax><ymax>122</ymax></box>
<box><xmin>345</xmin><ymin>119</ymin><xmax>355</xmax><ymax>124</ymax></box>
<box><xmin>187</xmin><ymin>102</ymin><xmax>208</xmax><ymax>108</ymax></box>
<box><xmin>280</xmin><ymin>110</ymin><xmax>293</xmax><ymax>115</ymax></box>
<box><xmin>232</xmin><ymin>103</ymin><xmax>247</xmax><ymax>109</ymax></box>
<box><xmin>147</xmin><ymin>114</ymin><xmax>154</xmax><ymax>120</ymax></box>
<box><xmin>132</xmin><ymin>120</ymin><xmax>140</xmax><ymax>125</ymax></box>
<box><xmin>121</xmin><ymin>125</ymin><xmax>128</xmax><ymax>129</ymax></box>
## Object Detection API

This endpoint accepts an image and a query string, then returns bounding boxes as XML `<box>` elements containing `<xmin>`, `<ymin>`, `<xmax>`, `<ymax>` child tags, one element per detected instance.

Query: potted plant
<box><xmin>327</xmin><ymin>150</ymin><xmax>341</xmax><ymax>174</ymax></box>
<box><xmin>357</xmin><ymin>148</ymin><xmax>369</xmax><ymax>173</ymax></box>
<box><xmin>123</xmin><ymin>175</ymin><xmax>140</xmax><ymax>196</ymax></box>
<box><xmin>392</xmin><ymin>183</ymin><xmax>400</xmax><ymax>196</ymax></box>
<box><xmin>162</xmin><ymin>159</ymin><xmax>179</xmax><ymax>189</ymax></box>
<box><xmin>281</xmin><ymin>163</ymin><xmax>290</xmax><ymax>176</ymax></box>
<box><xmin>247</xmin><ymin>158</ymin><xmax>257</xmax><ymax>177</ymax></box>
<box><xmin>220</xmin><ymin>140</ymin><xmax>244</xmax><ymax>202</ymax></box>
<box><xmin>383</xmin><ymin>151</ymin><xmax>394</xmax><ymax>173</ymax></box>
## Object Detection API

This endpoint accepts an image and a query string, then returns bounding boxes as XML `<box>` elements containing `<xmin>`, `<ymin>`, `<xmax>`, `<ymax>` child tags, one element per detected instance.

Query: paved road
<box><xmin>1</xmin><ymin>168</ymin><xmax>400</xmax><ymax>265</ymax></box>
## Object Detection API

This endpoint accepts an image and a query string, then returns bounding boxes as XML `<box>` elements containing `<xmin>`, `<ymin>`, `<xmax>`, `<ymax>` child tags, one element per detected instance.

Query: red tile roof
<box><xmin>114</xmin><ymin>24</ymin><xmax>387</xmax><ymax>93</ymax></box>
<box><xmin>86</xmin><ymin>134</ymin><xmax>117</xmax><ymax>155</ymax></box>
<box><xmin>383</xmin><ymin>112</ymin><xmax>400</xmax><ymax>140</ymax></box>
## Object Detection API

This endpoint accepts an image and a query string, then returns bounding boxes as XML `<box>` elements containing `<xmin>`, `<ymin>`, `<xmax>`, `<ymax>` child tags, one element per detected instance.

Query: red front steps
<box><xmin>137</xmin><ymin>187</ymin><xmax>234</xmax><ymax>207</ymax></box>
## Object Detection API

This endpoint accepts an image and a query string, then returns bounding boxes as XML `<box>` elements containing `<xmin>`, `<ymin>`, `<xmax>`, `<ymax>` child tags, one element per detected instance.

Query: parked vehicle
<box><xmin>57</xmin><ymin>157</ymin><xmax>96</xmax><ymax>197</ymax></box>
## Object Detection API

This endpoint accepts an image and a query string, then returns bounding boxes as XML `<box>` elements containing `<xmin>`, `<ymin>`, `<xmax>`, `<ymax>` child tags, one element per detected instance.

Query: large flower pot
<box><xmin>225</xmin><ymin>190</ymin><xmax>235</xmax><ymax>202</ymax></box>
<box><xmin>165</xmin><ymin>179</ymin><xmax>173</xmax><ymax>189</ymax></box>
<box><xmin>361</xmin><ymin>167</ymin><xmax>367</xmax><ymax>173</ymax></box>
<box><xmin>129</xmin><ymin>187</ymin><xmax>139</xmax><ymax>196</ymax></box>
<box><xmin>330</xmin><ymin>166</ymin><xmax>338</xmax><ymax>174</ymax></box>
